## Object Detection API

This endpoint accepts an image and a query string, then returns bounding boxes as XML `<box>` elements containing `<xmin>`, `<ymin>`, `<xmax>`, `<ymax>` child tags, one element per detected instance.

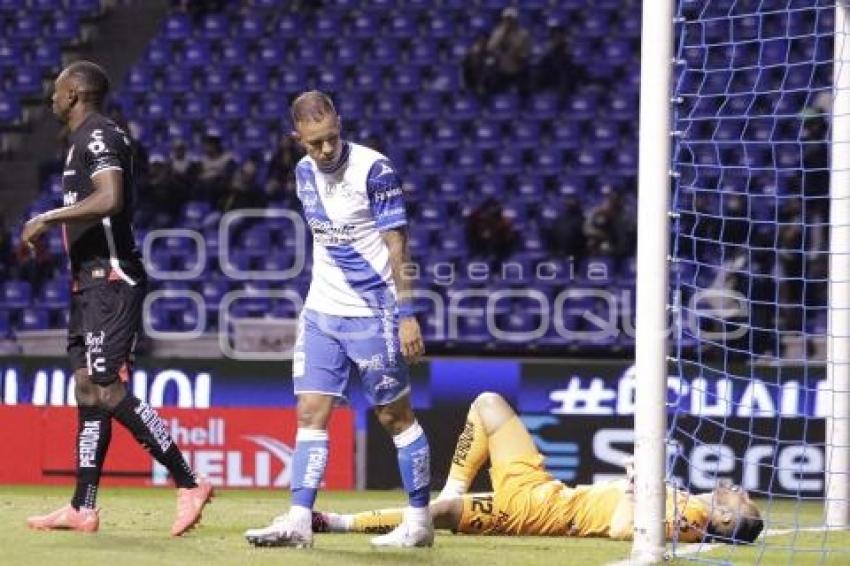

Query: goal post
<box><xmin>634</xmin><ymin>0</ymin><xmax>850</xmax><ymax>562</ymax></box>
<box><xmin>632</xmin><ymin>0</ymin><xmax>675</xmax><ymax>562</ymax></box>
<box><xmin>826</xmin><ymin>0</ymin><xmax>850</xmax><ymax>531</ymax></box>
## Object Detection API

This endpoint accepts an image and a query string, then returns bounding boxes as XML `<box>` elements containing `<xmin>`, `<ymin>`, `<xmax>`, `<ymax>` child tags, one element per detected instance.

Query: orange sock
<box><xmin>351</xmin><ymin>508</ymin><xmax>404</xmax><ymax>534</ymax></box>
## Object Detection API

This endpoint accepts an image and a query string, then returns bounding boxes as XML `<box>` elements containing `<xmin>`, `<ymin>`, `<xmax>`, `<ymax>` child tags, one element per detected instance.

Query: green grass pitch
<box><xmin>2</xmin><ymin>486</ymin><xmax>849</xmax><ymax>565</ymax></box>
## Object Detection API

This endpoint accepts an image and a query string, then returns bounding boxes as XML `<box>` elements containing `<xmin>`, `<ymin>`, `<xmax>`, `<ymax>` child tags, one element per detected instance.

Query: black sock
<box><xmin>111</xmin><ymin>394</ymin><xmax>197</xmax><ymax>489</ymax></box>
<box><xmin>71</xmin><ymin>405</ymin><xmax>112</xmax><ymax>510</ymax></box>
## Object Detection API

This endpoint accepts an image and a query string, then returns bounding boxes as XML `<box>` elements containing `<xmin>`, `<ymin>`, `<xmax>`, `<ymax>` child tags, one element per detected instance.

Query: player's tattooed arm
<box><xmin>382</xmin><ymin>228</ymin><xmax>425</xmax><ymax>363</ymax></box>
<box><xmin>22</xmin><ymin>169</ymin><xmax>123</xmax><ymax>248</ymax></box>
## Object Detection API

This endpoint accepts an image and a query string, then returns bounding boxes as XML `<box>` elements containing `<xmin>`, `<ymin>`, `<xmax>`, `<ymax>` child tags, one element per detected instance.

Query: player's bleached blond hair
<box><xmin>290</xmin><ymin>90</ymin><xmax>337</xmax><ymax>126</ymax></box>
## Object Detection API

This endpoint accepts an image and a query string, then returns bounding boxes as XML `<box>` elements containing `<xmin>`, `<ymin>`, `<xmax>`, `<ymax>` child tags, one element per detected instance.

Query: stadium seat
<box><xmin>30</xmin><ymin>41</ymin><xmax>61</xmax><ymax>72</ymax></box>
<box><xmin>20</xmin><ymin>308</ymin><xmax>48</xmax><ymax>331</ymax></box>
<box><xmin>0</xmin><ymin>94</ymin><xmax>21</xmax><ymax>124</ymax></box>
<box><xmin>183</xmin><ymin>41</ymin><xmax>211</xmax><ymax>69</ymax></box>
<box><xmin>2</xmin><ymin>281</ymin><xmax>32</xmax><ymax>309</ymax></box>
<box><xmin>9</xmin><ymin>14</ymin><xmax>41</xmax><ymax>40</ymax></box>
<box><xmin>8</xmin><ymin>66</ymin><xmax>43</xmax><ymax>96</ymax></box>
<box><xmin>163</xmin><ymin>13</ymin><xmax>191</xmax><ymax>40</ymax></box>
<box><xmin>275</xmin><ymin>13</ymin><xmax>302</xmax><ymax>37</ymax></box>
<box><xmin>40</xmin><ymin>278</ymin><xmax>70</xmax><ymax>309</ymax></box>
<box><xmin>237</xmin><ymin>14</ymin><xmax>265</xmax><ymax>39</ymax></box>
<box><xmin>201</xmin><ymin>13</ymin><xmax>229</xmax><ymax>39</ymax></box>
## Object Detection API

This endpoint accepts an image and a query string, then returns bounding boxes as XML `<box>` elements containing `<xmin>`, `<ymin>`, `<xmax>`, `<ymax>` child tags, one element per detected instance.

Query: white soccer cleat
<box><xmin>370</xmin><ymin>521</ymin><xmax>434</xmax><ymax>548</ymax></box>
<box><xmin>244</xmin><ymin>514</ymin><xmax>313</xmax><ymax>548</ymax></box>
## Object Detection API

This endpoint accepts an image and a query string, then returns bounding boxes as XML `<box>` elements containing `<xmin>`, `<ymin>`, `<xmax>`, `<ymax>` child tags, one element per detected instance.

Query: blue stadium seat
<box><xmin>163</xmin><ymin>13</ymin><xmax>191</xmax><ymax>40</ymax></box>
<box><xmin>237</xmin><ymin>14</ymin><xmax>264</xmax><ymax>39</ymax></box>
<box><xmin>240</xmin><ymin>121</ymin><xmax>270</xmax><ymax>151</ymax></box>
<box><xmin>478</xmin><ymin>175</ymin><xmax>506</xmax><ymax>199</ymax></box>
<box><xmin>369</xmin><ymin>39</ymin><xmax>401</xmax><ymax>65</ymax></box>
<box><xmin>9</xmin><ymin>14</ymin><xmax>41</xmax><ymax>40</ymax></box>
<box><xmin>31</xmin><ymin>41</ymin><xmax>61</xmax><ymax>72</ymax></box>
<box><xmin>184</xmin><ymin>40</ymin><xmax>211</xmax><ymax>69</ymax></box>
<box><xmin>334</xmin><ymin>39</ymin><xmax>362</xmax><ymax>66</ymax></box>
<box><xmin>493</xmin><ymin>147</ymin><xmax>523</xmax><ymax>175</ymax></box>
<box><xmin>201</xmin><ymin>13</ymin><xmax>229</xmax><ymax>38</ymax></box>
<box><xmin>317</xmin><ymin>64</ymin><xmax>345</xmax><ymax>92</ymax></box>
<box><xmin>219</xmin><ymin>39</ymin><xmax>248</xmax><ymax>66</ymax></box>
<box><xmin>9</xmin><ymin>66</ymin><xmax>42</xmax><ymax>95</ymax></box>
<box><xmin>278</xmin><ymin>67</ymin><xmax>307</xmax><ymax>93</ymax></box>
<box><xmin>394</xmin><ymin>121</ymin><xmax>422</xmax><ymax>149</ymax></box>
<box><xmin>488</xmin><ymin>93</ymin><xmax>520</xmax><ymax>120</ymax></box>
<box><xmin>450</xmin><ymin>94</ymin><xmax>479</xmax><ymax>120</ymax></box>
<box><xmin>295</xmin><ymin>42</ymin><xmax>324</xmax><ymax>67</ymax></box>
<box><xmin>145</xmin><ymin>94</ymin><xmax>172</xmax><ymax>122</ymax></box>
<box><xmin>427</xmin><ymin>13</ymin><xmax>455</xmax><ymax>38</ymax></box>
<box><xmin>408</xmin><ymin>39</ymin><xmax>438</xmax><ymax>65</ymax></box>
<box><xmin>240</xmin><ymin>67</ymin><xmax>269</xmax><ymax>93</ymax></box>
<box><xmin>275</xmin><ymin>13</ymin><xmax>302</xmax><ymax>37</ymax></box>
<box><xmin>203</xmin><ymin>68</ymin><xmax>229</xmax><ymax>93</ymax></box>
<box><xmin>2</xmin><ymin>281</ymin><xmax>31</xmax><ymax>309</ymax></box>
<box><xmin>0</xmin><ymin>94</ymin><xmax>21</xmax><ymax>124</ymax></box>
<box><xmin>352</xmin><ymin>64</ymin><xmax>383</xmax><ymax>92</ymax></box>
<box><xmin>591</xmin><ymin>120</ymin><xmax>620</xmax><ymax>149</ymax></box>
<box><xmin>437</xmin><ymin>174</ymin><xmax>465</xmax><ymax>203</ymax></box>
<box><xmin>433</xmin><ymin>121</ymin><xmax>462</xmax><ymax>150</ymax></box>
<box><xmin>20</xmin><ymin>308</ymin><xmax>48</xmax><ymax>331</ymax></box>
<box><xmin>387</xmin><ymin>12</ymin><xmax>418</xmax><ymax>37</ymax></box>
<box><xmin>0</xmin><ymin>41</ymin><xmax>23</xmax><ymax>67</ymax></box>
<box><xmin>126</xmin><ymin>66</ymin><xmax>152</xmax><ymax>93</ymax></box>
<box><xmin>390</xmin><ymin>66</ymin><xmax>420</xmax><ymax>92</ymax></box>
<box><xmin>473</xmin><ymin>121</ymin><xmax>501</xmax><ymax>150</ymax></box>
<box><xmin>528</xmin><ymin>92</ymin><xmax>560</xmax><ymax>120</ymax></box>
<box><xmin>429</xmin><ymin>65</ymin><xmax>461</xmax><ymax>91</ymax></box>
<box><xmin>349</xmin><ymin>13</ymin><xmax>378</xmax><ymax>39</ymax></box>
<box><xmin>569</xmin><ymin>91</ymin><xmax>597</xmax><ymax>120</ymax></box>
<box><xmin>183</xmin><ymin>94</ymin><xmax>210</xmax><ymax>122</ymax></box>
<box><xmin>455</xmin><ymin>147</ymin><xmax>483</xmax><ymax>175</ymax></box>
<box><xmin>0</xmin><ymin>0</ymin><xmax>25</xmax><ymax>10</ymax></box>
<box><xmin>415</xmin><ymin>147</ymin><xmax>444</xmax><ymax>173</ymax></box>
<box><xmin>162</xmin><ymin>65</ymin><xmax>193</xmax><ymax>93</ymax></box>
<box><xmin>575</xmin><ymin>148</ymin><xmax>603</xmax><ymax>176</ymax></box>
<box><xmin>256</xmin><ymin>93</ymin><xmax>286</xmax><ymax>121</ymax></box>
<box><xmin>145</xmin><ymin>39</ymin><xmax>171</xmax><ymax>67</ymax></box>
<box><xmin>408</xmin><ymin>92</ymin><xmax>440</xmax><ymax>121</ymax></box>
<box><xmin>551</xmin><ymin>120</ymin><xmax>581</xmax><ymax>150</ymax></box>
<box><xmin>40</xmin><ymin>278</ymin><xmax>70</xmax><ymax>309</ymax></box>
<box><xmin>315</xmin><ymin>13</ymin><xmax>340</xmax><ymax>39</ymax></box>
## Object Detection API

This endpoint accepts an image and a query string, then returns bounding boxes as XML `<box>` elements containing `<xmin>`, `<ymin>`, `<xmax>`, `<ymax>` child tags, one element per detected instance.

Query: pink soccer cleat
<box><xmin>26</xmin><ymin>504</ymin><xmax>99</xmax><ymax>533</ymax></box>
<box><xmin>170</xmin><ymin>478</ymin><xmax>214</xmax><ymax>536</ymax></box>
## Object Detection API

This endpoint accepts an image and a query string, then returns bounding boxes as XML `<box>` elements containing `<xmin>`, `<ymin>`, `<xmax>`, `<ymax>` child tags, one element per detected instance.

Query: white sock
<box><xmin>326</xmin><ymin>512</ymin><xmax>354</xmax><ymax>532</ymax></box>
<box><xmin>438</xmin><ymin>477</ymin><xmax>467</xmax><ymax>500</ymax></box>
<box><xmin>404</xmin><ymin>505</ymin><xmax>431</xmax><ymax>527</ymax></box>
<box><xmin>289</xmin><ymin>505</ymin><xmax>312</xmax><ymax>530</ymax></box>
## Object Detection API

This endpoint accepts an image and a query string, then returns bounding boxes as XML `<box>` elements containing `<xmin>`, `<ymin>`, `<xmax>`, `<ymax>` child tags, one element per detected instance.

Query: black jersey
<box><xmin>61</xmin><ymin>112</ymin><xmax>144</xmax><ymax>289</ymax></box>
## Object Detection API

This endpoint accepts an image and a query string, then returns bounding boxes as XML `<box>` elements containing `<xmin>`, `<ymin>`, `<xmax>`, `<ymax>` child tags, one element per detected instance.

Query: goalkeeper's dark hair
<box><xmin>65</xmin><ymin>60</ymin><xmax>110</xmax><ymax>106</ymax></box>
<box><xmin>706</xmin><ymin>501</ymin><xmax>764</xmax><ymax>544</ymax></box>
<box><xmin>290</xmin><ymin>90</ymin><xmax>337</xmax><ymax>126</ymax></box>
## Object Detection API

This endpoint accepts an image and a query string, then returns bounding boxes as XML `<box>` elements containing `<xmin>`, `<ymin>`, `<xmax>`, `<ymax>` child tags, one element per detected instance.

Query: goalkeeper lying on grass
<box><xmin>314</xmin><ymin>392</ymin><xmax>763</xmax><ymax>544</ymax></box>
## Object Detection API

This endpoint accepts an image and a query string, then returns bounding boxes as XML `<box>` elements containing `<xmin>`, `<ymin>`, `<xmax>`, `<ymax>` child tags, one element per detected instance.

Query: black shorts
<box><xmin>68</xmin><ymin>281</ymin><xmax>145</xmax><ymax>384</ymax></box>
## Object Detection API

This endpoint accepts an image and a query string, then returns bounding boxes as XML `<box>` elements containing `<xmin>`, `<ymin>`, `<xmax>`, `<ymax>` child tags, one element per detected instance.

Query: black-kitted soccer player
<box><xmin>21</xmin><ymin>61</ymin><xmax>212</xmax><ymax>536</ymax></box>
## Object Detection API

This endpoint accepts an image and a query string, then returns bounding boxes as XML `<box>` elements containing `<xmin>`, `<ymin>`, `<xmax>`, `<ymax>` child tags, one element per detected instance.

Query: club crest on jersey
<box><xmin>323</xmin><ymin>179</ymin><xmax>354</xmax><ymax>198</ymax></box>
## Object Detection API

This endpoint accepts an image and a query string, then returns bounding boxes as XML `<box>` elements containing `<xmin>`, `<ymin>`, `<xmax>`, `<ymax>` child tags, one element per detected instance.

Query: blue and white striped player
<box><xmin>245</xmin><ymin>91</ymin><xmax>433</xmax><ymax>549</ymax></box>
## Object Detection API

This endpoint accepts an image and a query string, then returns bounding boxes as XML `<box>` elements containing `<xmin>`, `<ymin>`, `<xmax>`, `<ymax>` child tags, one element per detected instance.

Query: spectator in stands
<box><xmin>466</xmin><ymin>197</ymin><xmax>517</xmax><ymax>265</ymax></box>
<box><xmin>486</xmin><ymin>7</ymin><xmax>532</xmax><ymax>94</ymax></box>
<box><xmin>136</xmin><ymin>152</ymin><xmax>189</xmax><ymax>227</ymax></box>
<box><xmin>801</xmin><ymin>111</ymin><xmax>829</xmax><ymax>221</ymax></box>
<box><xmin>584</xmin><ymin>191</ymin><xmax>635</xmax><ymax>257</ymax></box>
<box><xmin>535</xmin><ymin>22</ymin><xmax>583</xmax><ymax>93</ymax></box>
<box><xmin>463</xmin><ymin>34</ymin><xmax>491</xmax><ymax>97</ymax></box>
<box><xmin>198</xmin><ymin>129</ymin><xmax>235</xmax><ymax>198</ymax></box>
<box><xmin>264</xmin><ymin>134</ymin><xmax>302</xmax><ymax>204</ymax></box>
<box><xmin>542</xmin><ymin>196</ymin><xmax>586</xmax><ymax>260</ymax></box>
<box><xmin>169</xmin><ymin>138</ymin><xmax>199</xmax><ymax>185</ymax></box>
<box><xmin>219</xmin><ymin>159</ymin><xmax>263</xmax><ymax>212</ymax></box>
